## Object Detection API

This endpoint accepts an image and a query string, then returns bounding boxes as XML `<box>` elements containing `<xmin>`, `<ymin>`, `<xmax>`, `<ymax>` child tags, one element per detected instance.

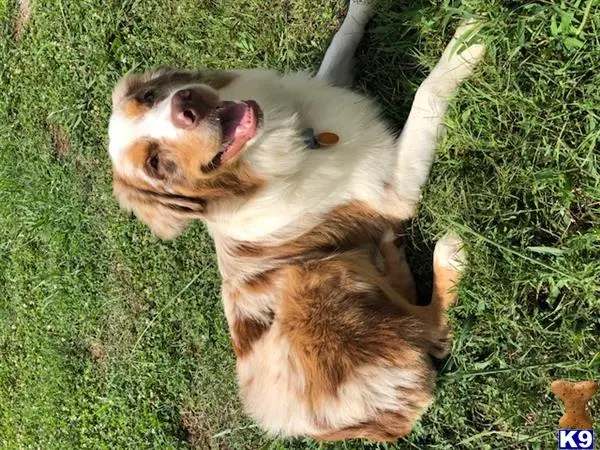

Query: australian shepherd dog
<box><xmin>107</xmin><ymin>1</ymin><xmax>485</xmax><ymax>442</ymax></box>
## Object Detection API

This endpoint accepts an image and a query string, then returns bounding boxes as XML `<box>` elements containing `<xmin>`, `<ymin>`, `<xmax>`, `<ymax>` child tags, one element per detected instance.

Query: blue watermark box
<box><xmin>558</xmin><ymin>430</ymin><xmax>594</xmax><ymax>450</ymax></box>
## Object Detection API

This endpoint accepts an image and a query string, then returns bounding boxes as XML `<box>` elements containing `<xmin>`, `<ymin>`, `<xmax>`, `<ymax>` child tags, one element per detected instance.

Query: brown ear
<box><xmin>112</xmin><ymin>177</ymin><xmax>204</xmax><ymax>240</ymax></box>
<box><xmin>128</xmin><ymin>202</ymin><xmax>193</xmax><ymax>240</ymax></box>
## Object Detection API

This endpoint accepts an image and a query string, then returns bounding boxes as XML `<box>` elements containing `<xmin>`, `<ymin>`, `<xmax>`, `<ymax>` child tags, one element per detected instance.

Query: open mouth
<box><xmin>213</xmin><ymin>100</ymin><xmax>262</xmax><ymax>165</ymax></box>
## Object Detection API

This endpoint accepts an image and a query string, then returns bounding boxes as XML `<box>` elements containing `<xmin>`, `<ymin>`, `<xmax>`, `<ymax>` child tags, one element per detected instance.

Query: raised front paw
<box><xmin>427</xmin><ymin>19</ymin><xmax>487</xmax><ymax>97</ymax></box>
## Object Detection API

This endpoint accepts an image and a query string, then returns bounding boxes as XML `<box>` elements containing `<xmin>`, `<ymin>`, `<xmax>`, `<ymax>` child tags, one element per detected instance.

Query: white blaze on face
<box><xmin>108</xmin><ymin>82</ymin><xmax>220</xmax><ymax>173</ymax></box>
<box><xmin>108</xmin><ymin>93</ymin><xmax>180</xmax><ymax>167</ymax></box>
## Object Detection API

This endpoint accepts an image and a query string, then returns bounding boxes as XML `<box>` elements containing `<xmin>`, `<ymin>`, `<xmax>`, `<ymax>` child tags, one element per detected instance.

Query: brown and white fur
<box><xmin>108</xmin><ymin>1</ymin><xmax>485</xmax><ymax>442</ymax></box>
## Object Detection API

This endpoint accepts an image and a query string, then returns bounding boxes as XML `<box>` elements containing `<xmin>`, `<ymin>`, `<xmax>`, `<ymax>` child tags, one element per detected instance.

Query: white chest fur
<box><xmin>207</xmin><ymin>70</ymin><xmax>397</xmax><ymax>242</ymax></box>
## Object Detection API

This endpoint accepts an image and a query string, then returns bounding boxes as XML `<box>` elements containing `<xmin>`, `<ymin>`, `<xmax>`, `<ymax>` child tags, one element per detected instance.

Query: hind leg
<box><xmin>377</xmin><ymin>228</ymin><xmax>419</xmax><ymax>304</ymax></box>
<box><xmin>385</xmin><ymin>232</ymin><xmax>465</xmax><ymax>358</ymax></box>
<box><xmin>427</xmin><ymin>232</ymin><xmax>466</xmax><ymax>358</ymax></box>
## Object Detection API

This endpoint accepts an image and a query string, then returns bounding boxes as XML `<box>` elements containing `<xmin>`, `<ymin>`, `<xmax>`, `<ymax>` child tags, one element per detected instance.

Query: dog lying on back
<box><xmin>107</xmin><ymin>1</ymin><xmax>484</xmax><ymax>441</ymax></box>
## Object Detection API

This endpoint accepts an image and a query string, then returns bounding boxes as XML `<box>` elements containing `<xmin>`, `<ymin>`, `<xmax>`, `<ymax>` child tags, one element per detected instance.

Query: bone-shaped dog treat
<box><xmin>551</xmin><ymin>379</ymin><xmax>598</xmax><ymax>429</ymax></box>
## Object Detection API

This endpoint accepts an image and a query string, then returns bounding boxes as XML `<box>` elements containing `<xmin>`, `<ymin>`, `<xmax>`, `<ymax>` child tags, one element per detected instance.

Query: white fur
<box><xmin>205</xmin><ymin>69</ymin><xmax>397</xmax><ymax>242</ymax></box>
<box><xmin>108</xmin><ymin>21</ymin><xmax>484</xmax><ymax>245</ymax></box>
<box><xmin>236</xmin><ymin>330</ymin><xmax>313</xmax><ymax>436</ymax></box>
<box><xmin>313</xmin><ymin>365</ymin><xmax>430</xmax><ymax>430</ymax></box>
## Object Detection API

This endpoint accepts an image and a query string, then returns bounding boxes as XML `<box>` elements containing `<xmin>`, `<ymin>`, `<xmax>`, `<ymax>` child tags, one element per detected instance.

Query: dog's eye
<box><xmin>141</xmin><ymin>90</ymin><xmax>155</xmax><ymax>105</ymax></box>
<box><xmin>148</xmin><ymin>153</ymin><xmax>160</xmax><ymax>171</ymax></box>
<box><xmin>146</xmin><ymin>149</ymin><xmax>176</xmax><ymax>179</ymax></box>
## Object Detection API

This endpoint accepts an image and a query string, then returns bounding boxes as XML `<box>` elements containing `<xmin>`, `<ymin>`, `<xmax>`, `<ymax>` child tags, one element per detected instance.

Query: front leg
<box><xmin>391</xmin><ymin>21</ymin><xmax>486</xmax><ymax>208</ymax></box>
<box><xmin>316</xmin><ymin>0</ymin><xmax>374</xmax><ymax>87</ymax></box>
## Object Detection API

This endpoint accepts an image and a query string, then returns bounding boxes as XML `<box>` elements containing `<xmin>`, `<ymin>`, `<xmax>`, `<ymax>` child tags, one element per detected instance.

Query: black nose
<box><xmin>171</xmin><ymin>89</ymin><xmax>217</xmax><ymax>129</ymax></box>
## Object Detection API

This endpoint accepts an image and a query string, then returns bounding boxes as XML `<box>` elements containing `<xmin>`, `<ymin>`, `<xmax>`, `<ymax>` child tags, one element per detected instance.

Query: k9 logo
<box><xmin>558</xmin><ymin>430</ymin><xmax>594</xmax><ymax>450</ymax></box>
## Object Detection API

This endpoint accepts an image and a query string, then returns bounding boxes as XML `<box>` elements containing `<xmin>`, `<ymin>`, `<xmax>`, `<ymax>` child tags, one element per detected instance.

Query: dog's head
<box><xmin>108</xmin><ymin>67</ymin><xmax>273</xmax><ymax>239</ymax></box>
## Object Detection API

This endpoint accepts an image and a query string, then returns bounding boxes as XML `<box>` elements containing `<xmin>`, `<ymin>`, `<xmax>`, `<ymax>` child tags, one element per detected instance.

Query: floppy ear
<box><xmin>127</xmin><ymin>201</ymin><xmax>193</xmax><ymax>240</ymax></box>
<box><xmin>112</xmin><ymin>177</ymin><xmax>205</xmax><ymax>240</ymax></box>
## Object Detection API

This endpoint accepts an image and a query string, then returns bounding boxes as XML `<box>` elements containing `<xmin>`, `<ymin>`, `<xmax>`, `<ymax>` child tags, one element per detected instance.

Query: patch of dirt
<box><xmin>48</xmin><ymin>122</ymin><xmax>70</xmax><ymax>158</ymax></box>
<box><xmin>88</xmin><ymin>341</ymin><xmax>107</xmax><ymax>361</ymax></box>
<box><xmin>14</xmin><ymin>0</ymin><xmax>31</xmax><ymax>40</ymax></box>
<box><xmin>180</xmin><ymin>408</ymin><xmax>214</xmax><ymax>449</ymax></box>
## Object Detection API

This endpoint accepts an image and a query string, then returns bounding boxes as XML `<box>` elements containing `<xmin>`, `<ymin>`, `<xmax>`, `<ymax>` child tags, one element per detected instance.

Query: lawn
<box><xmin>0</xmin><ymin>0</ymin><xmax>598</xmax><ymax>448</ymax></box>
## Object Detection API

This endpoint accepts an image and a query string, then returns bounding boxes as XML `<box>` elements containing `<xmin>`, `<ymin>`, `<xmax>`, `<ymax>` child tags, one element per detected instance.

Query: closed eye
<box><xmin>148</xmin><ymin>153</ymin><xmax>160</xmax><ymax>171</ymax></box>
<box><xmin>145</xmin><ymin>143</ymin><xmax>177</xmax><ymax>179</ymax></box>
<box><xmin>145</xmin><ymin>144</ymin><xmax>162</xmax><ymax>177</ymax></box>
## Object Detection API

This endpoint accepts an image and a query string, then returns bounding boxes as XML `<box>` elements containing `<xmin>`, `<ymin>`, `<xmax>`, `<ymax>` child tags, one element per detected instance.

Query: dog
<box><xmin>107</xmin><ymin>1</ymin><xmax>485</xmax><ymax>442</ymax></box>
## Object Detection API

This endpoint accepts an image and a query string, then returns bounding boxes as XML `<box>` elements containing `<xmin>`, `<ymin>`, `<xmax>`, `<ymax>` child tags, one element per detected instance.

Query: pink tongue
<box><xmin>221</xmin><ymin>106</ymin><xmax>256</xmax><ymax>162</ymax></box>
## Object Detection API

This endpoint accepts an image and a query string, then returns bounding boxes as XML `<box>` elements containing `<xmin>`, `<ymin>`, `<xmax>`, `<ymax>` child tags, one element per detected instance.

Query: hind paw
<box><xmin>434</xmin><ymin>232</ymin><xmax>466</xmax><ymax>273</ymax></box>
<box><xmin>429</xmin><ymin>331</ymin><xmax>453</xmax><ymax>360</ymax></box>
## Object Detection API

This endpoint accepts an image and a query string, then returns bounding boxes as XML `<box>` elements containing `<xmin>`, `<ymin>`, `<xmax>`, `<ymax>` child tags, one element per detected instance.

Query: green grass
<box><xmin>0</xmin><ymin>0</ymin><xmax>598</xmax><ymax>448</ymax></box>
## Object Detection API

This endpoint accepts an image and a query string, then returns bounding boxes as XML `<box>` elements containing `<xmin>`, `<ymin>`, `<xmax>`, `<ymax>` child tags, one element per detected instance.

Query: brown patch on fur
<box><xmin>122</xmin><ymin>98</ymin><xmax>150</xmax><ymax>120</ymax></box>
<box><xmin>234</xmin><ymin>202</ymin><xmax>460</xmax><ymax>349</ymax></box>
<box><xmin>313</xmin><ymin>410</ymin><xmax>413</xmax><ymax>442</ymax></box>
<box><xmin>228</xmin><ymin>270</ymin><xmax>279</xmax><ymax>358</ymax></box>
<box><xmin>233</xmin><ymin>201</ymin><xmax>397</xmax><ymax>261</ymax></box>
<box><xmin>125</xmin><ymin>139</ymin><xmax>155</xmax><ymax>171</ymax></box>
<box><xmin>243</xmin><ymin>270</ymin><xmax>278</xmax><ymax>295</ymax></box>
<box><xmin>48</xmin><ymin>122</ymin><xmax>70</xmax><ymax>157</ymax></box>
<box><xmin>13</xmin><ymin>0</ymin><xmax>31</xmax><ymax>40</ymax></box>
<box><xmin>279</xmin><ymin>255</ymin><xmax>433</xmax><ymax>412</ymax></box>
<box><xmin>202</xmin><ymin>71</ymin><xmax>238</xmax><ymax>90</ymax></box>
<box><xmin>431</xmin><ymin>263</ymin><xmax>461</xmax><ymax>324</ymax></box>
<box><xmin>112</xmin><ymin>68</ymin><xmax>238</xmax><ymax>109</ymax></box>
<box><xmin>136</xmin><ymin>67</ymin><xmax>238</xmax><ymax>93</ymax></box>
<box><xmin>231</xmin><ymin>313</ymin><xmax>274</xmax><ymax>358</ymax></box>
<box><xmin>160</xmin><ymin>133</ymin><xmax>264</xmax><ymax>199</ymax></box>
